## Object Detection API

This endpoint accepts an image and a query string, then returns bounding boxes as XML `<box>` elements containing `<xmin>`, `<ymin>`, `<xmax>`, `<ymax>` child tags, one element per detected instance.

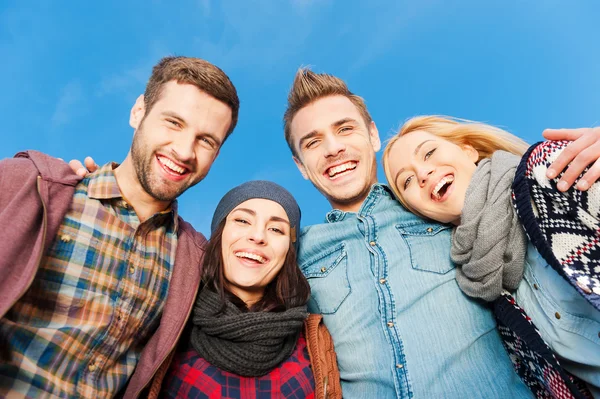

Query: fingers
<box><xmin>84</xmin><ymin>156</ymin><xmax>99</xmax><ymax>172</ymax></box>
<box><xmin>546</xmin><ymin>132</ymin><xmax>595</xmax><ymax>182</ymax></box>
<box><xmin>542</xmin><ymin>128</ymin><xmax>586</xmax><ymax>142</ymax></box>
<box><xmin>576</xmin><ymin>160</ymin><xmax>600</xmax><ymax>191</ymax></box>
<box><xmin>68</xmin><ymin>159</ymin><xmax>88</xmax><ymax>178</ymax></box>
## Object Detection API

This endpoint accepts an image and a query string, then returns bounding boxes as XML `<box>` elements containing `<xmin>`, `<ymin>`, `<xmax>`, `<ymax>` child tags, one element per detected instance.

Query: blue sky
<box><xmin>2</xmin><ymin>1</ymin><xmax>599</xmax><ymax>235</ymax></box>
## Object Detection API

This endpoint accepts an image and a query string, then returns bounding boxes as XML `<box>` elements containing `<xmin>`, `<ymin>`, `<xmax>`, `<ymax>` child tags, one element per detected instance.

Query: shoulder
<box><xmin>177</xmin><ymin>218</ymin><xmax>208</xmax><ymax>250</ymax></box>
<box><xmin>1</xmin><ymin>151</ymin><xmax>81</xmax><ymax>187</ymax></box>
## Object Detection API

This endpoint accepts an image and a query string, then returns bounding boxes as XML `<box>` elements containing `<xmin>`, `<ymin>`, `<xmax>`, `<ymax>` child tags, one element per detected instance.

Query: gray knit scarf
<box><xmin>451</xmin><ymin>150</ymin><xmax>528</xmax><ymax>302</ymax></box>
<box><xmin>190</xmin><ymin>288</ymin><xmax>308</xmax><ymax>377</ymax></box>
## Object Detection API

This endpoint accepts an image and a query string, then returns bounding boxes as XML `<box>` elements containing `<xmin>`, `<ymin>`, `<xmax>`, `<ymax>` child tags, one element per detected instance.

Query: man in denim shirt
<box><xmin>281</xmin><ymin>68</ymin><xmax>535</xmax><ymax>398</ymax></box>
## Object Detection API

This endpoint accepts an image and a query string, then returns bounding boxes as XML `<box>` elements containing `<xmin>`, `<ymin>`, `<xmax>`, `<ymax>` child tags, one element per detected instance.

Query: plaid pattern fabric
<box><xmin>0</xmin><ymin>163</ymin><xmax>178</xmax><ymax>398</ymax></box>
<box><xmin>161</xmin><ymin>335</ymin><xmax>315</xmax><ymax>399</ymax></box>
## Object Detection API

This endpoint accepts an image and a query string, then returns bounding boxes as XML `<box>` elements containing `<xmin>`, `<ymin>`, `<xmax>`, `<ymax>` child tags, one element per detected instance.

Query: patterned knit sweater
<box><xmin>492</xmin><ymin>140</ymin><xmax>599</xmax><ymax>399</ymax></box>
<box><xmin>512</xmin><ymin>140</ymin><xmax>600</xmax><ymax>311</ymax></box>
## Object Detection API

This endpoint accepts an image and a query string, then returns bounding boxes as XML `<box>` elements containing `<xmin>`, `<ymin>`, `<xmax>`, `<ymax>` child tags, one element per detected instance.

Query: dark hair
<box><xmin>201</xmin><ymin>219</ymin><xmax>311</xmax><ymax>313</ymax></box>
<box><xmin>145</xmin><ymin>56</ymin><xmax>240</xmax><ymax>139</ymax></box>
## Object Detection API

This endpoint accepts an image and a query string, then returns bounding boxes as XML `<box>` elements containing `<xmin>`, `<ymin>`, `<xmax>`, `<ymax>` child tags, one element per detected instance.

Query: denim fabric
<box><xmin>516</xmin><ymin>243</ymin><xmax>600</xmax><ymax>397</ymax></box>
<box><xmin>299</xmin><ymin>184</ymin><xmax>532</xmax><ymax>398</ymax></box>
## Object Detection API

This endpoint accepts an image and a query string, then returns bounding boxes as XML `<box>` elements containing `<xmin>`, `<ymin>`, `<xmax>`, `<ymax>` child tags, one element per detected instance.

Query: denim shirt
<box><xmin>298</xmin><ymin>184</ymin><xmax>532</xmax><ymax>398</ymax></box>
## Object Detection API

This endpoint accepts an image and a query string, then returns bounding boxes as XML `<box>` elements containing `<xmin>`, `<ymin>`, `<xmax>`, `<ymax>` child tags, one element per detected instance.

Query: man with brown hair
<box><xmin>0</xmin><ymin>56</ymin><xmax>239</xmax><ymax>398</ymax></box>
<box><xmin>283</xmin><ymin>68</ymin><xmax>598</xmax><ymax>398</ymax></box>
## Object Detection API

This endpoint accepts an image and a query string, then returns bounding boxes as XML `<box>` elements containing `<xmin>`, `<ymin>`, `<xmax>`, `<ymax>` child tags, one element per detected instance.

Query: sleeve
<box><xmin>513</xmin><ymin>140</ymin><xmax>600</xmax><ymax>305</ymax></box>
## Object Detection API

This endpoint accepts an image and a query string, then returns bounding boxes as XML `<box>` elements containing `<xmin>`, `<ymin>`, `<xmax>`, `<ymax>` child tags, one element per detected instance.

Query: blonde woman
<box><xmin>383</xmin><ymin>116</ymin><xmax>600</xmax><ymax>397</ymax></box>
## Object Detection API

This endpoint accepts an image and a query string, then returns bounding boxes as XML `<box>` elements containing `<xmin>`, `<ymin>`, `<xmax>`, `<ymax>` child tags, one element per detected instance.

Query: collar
<box><xmin>325</xmin><ymin>183</ymin><xmax>393</xmax><ymax>223</ymax></box>
<box><xmin>87</xmin><ymin>162</ymin><xmax>179</xmax><ymax>231</ymax></box>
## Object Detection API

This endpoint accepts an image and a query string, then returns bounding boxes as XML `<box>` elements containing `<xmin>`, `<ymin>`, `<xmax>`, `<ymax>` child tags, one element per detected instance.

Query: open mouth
<box><xmin>326</xmin><ymin>161</ymin><xmax>357</xmax><ymax>180</ymax></box>
<box><xmin>157</xmin><ymin>155</ymin><xmax>189</xmax><ymax>177</ymax></box>
<box><xmin>432</xmin><ymin>175</ymin><xmax>454</xmax><ymax>201</ymax></box>
<box><xmin>235</xmin><ymin>251</ymin><xmax>268</xmax><ymax>264</ymax></box>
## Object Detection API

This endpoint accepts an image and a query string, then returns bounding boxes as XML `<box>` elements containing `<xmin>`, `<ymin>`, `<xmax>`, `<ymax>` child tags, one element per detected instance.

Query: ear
<box><xmin>462</xmin><ymin>144</ymin><xmax>479</xmax><ymax>163</ymax></box>
<box><xmin>368</xmin><ymin>121</ymin><xmax>381</xmax><ymax>152</ymax></box>
<box><xmin>129</xmin><ymin>95</ymin><xmax>146</xmax><ymax>129</ymax></box>
<box><xmin>293</xmin><ymin>156</ymin><xmax>308</xmax><ymax>180</ymax></box>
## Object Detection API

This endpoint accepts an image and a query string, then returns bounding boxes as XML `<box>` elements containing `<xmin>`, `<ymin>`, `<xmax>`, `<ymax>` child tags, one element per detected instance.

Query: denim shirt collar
<box><xmin>325</xmin><ymin>183</ymin><xmax>393</xmax><ymax>223</ymax></box>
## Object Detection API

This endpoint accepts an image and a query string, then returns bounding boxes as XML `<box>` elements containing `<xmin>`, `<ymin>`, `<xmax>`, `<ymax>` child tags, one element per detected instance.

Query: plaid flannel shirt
<box><xmin>161</xmin><ymin>334</ymin><xmax>315</xmax><ymax>399</ymax></box>
<box><xmin>0</xmin><ymin>163</ymin><xmax>178</xmax><ymax>398</ymax></box>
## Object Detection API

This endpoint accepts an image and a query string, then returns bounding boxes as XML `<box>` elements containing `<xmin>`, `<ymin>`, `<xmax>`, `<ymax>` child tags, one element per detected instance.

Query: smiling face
<box><xmin>129</xmin><ymin>80</ymin><xmax>233</xmax><ymax>202</ymax></box>
<box><xmin>289</xmin><ymin>95</ymin><xmax>381</xmax><ymax>213</ymax></box>
<box><xmin>386</xmin><ymin>130</ymin><xmax>479</xmax><ymax>224</ymax></box>
<box><xmin>221</xmin><ymin>198</ymin><xmax>292</xmax><ymax>305</ymax></box>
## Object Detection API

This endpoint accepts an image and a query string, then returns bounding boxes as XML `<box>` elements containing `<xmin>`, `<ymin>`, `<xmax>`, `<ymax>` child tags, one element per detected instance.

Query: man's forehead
<box><xmin>290</xmin><ymin>95</ymin><xmax>362</xmax><ymax>137</ymax></box>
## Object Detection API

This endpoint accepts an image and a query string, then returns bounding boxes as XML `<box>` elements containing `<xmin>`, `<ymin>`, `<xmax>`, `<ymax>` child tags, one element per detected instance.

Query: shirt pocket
<box><xmin>395</xmin><ymin>222</ymin><xmax>455</xmax><ymax>274</ymax></box>
<box><xmin>300</xmin><ymin>243</ymin><xmax>351</xmax><ymax>314</ymax></box>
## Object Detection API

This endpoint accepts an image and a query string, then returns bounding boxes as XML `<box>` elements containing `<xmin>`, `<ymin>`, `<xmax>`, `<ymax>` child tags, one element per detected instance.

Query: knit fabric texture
<box><xmin>512</xmin><ymin>140</ymin><xmax>600</xmax><ymax>311</ymax></box>
<box><xmin>190</xmin><ymin>288</ymin><xmax>308</xmax><ymax>377</ymax></box>
<box><xmin>452</xmin><ymin>150</ymin><xmax>527</xmax><ymax>302</ymax></box>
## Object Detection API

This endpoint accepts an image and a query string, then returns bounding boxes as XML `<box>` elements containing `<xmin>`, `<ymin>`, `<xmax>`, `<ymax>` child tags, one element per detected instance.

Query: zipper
<box><xmin>3</xmin><ymin>176</ymin><xmax>48</xmax><ymax>316</ymax></box>
<box><xmin>132</xmin><ymin>276</ymin><xmax>200</xmax><ymax>398</ymax></box>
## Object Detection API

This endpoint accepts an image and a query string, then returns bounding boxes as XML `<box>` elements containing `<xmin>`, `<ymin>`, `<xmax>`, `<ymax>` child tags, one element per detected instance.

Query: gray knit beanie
<box><xmin>211</xmin><ymin>180</ymin><xmax>301</xmax><ymax>249</ymax></box>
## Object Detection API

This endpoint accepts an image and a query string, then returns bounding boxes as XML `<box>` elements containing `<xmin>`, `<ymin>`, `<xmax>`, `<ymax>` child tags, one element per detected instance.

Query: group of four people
<box><xmin>0</xmin><ymin>55</ymin><xmax>598</xmax><ymax>398</ymax></box>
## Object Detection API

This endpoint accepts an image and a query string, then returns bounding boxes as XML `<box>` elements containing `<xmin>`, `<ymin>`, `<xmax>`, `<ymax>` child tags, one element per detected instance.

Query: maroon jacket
<box><xmin>0</xmin><ymin>151</ymin><xmax>208</xmax><ymax>398</ymax></box>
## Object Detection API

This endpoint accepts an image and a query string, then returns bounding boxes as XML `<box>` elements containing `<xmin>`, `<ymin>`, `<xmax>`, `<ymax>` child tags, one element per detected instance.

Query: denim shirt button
<box><xmin>396</xmin><ymin>363</ymin><xmax>404</xmax><ymax>369</ymax></box>
<box><xmin>426</xmin><ymin>227</ymin><xmax>433</xmax><ymax>233</ymax></box>
<box><xmin>555</xmin><ymin>312</ymin><xmax>561</xmax><ymax>320</ymax></box>
<box><xmin>387</xmin><ymin>321</ymin><xmax>394</xmax><ymax>327</ymax></box>
<box><xmin>379</xmin><ymin>278</ymin><xmax>386</xmax><ymax>284</ymax></box>
<box><xmin>320</xmin><ymin>267</ymin><xmax>326</xmax><ymax>273</ymax></box>
<box><xmin>369</xmin><ymin>241</ymin><xmax>376</xmax><ymax>246</ymax></box>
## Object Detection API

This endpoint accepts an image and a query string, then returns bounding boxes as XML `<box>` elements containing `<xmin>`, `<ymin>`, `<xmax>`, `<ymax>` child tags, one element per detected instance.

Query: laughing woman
<box><xmin>149</xmin><ymin>180</ymin><xmax>341</xmax><ymax>399</ymax></box>
<box><xmin>382</xmin><ymin>116</ymin><xmax>600</xmax><ymax>397</ymax></box>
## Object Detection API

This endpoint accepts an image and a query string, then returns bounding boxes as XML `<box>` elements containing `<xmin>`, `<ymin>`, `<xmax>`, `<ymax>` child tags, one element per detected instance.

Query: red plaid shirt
<box><xmin>161</xmin><ymin>335</ymin><xmax>315</xmax><ymax>399</ymax></box>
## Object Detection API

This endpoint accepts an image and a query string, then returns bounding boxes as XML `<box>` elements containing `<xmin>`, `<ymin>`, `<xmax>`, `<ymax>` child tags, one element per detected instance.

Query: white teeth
<box><xmin>158</xmin><ymin>156</ymin><xmax>186</xmax><ymax>174</ymax></box>
<box><xmin>328</xmin><ymin>162</ymin><xmax>357</xmax><ymax>177</ymax></box>
<box><xmin>432</xmin><ymin>175</ymin><xmax>454</xmax><ymax>199</ymax></box>
<box><xmin>235</xmin><ymin>252</ymin><xmax>266</xmax><ymax>264</ymax></box>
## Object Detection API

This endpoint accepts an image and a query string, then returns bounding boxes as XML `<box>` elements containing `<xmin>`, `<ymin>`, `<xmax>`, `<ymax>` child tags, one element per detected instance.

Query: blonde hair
<box><xmin>382</xmin><ymin>115</ymin><xmax>529</xmax><ymax>204</ymax></box>
<box><xmin>283</xmin><ymin>67</ymin><xmax>372</xmax><ymax>157</ymax></box>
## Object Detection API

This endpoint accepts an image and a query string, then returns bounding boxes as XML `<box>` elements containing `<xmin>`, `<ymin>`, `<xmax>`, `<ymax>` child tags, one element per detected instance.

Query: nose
<box><xmin>323</xmin><ymin>135</ymin><xmax>346</xmax><ymax>158</ymax></box>
<box><xmin>247</xmin><ymin>225</ymin><xmax>267</xmax><ymax>245</ymax></box>
<box><xmin>170</xmin><ymin>133</ymin><xmax>196</xmax><ymax>163</ymax></box>
<box><xmin>416</xmin><ymin>165</ymin><xmax>434</xmax><ymax>186</ymax></box>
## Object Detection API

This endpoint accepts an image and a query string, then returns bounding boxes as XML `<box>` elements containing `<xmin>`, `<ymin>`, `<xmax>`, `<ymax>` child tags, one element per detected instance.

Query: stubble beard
<box><xmin>130</xmin><ymin>125</ymin><xmax>193</xmax><ymax>202</ymax></box>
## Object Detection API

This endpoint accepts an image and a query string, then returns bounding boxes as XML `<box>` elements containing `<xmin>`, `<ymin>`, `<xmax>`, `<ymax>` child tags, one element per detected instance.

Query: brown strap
<box><xmin>304</xmin><ymin>314</ymin><xmax>342</xmax><ymax>399</ymax></box>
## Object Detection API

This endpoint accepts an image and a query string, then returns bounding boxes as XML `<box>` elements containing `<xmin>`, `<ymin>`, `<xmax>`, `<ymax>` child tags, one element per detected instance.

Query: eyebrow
<box><xmin>394</xmin><ymin>139</ymin><xmax>435</xmax><ymax>185</ymax></box>
<box><xmin>297</xmin><ymin>117</ymin><xmax>359</xmax><ymax>149</ymax></box>
<box><xmin>234</xmin><ymin>208</ymin><xmax>291</xmax><ymax>225</ymax></box>
<box><xmin>162</xmin><ymin>111</ymin><xmax>223</xmax><ymax>147</ymax></box>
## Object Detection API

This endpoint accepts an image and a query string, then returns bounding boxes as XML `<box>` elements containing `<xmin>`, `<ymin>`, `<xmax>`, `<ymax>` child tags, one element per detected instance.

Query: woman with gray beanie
<box><xmin>149</xmin><ymin>181</ymin><xmax>341</xmax><ymax>399</ymax></box>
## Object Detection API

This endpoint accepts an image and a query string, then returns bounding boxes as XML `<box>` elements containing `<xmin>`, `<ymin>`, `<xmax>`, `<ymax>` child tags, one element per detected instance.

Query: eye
<box><xmin>269</xmin><ymin>227</ymin><xmax>285</xmax><ymax>235</ymax></box>
<box><xmin>424</xmin><ymin>148</ymin><xmax>436</xmax><ymax>160</ymax></box>
<box><xmin>234</xmin><ymin>218</ymin><xmax>249</xmax><ymax>225</ymax></box>
<box><xmin>167</xmin><ymin>119</ymin><xmax>182</xmax><ymax>129</ymax></box>
<box><xmin>339</xmin><ymin>126</ymin><xmax>352</xmax><ymax>134</ymax></box>
<box><xmin>305</xmin><ymin>139</ymin><xmax>319</xmax><ymax>149</ymax></box>
<box><xmin>403</xmin><ymin>175</ymin><xmax>413</xmax><ymax>190</ymax></box>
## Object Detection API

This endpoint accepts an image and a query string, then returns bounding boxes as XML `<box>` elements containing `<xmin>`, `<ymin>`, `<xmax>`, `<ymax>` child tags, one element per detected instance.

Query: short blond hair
<box><xmin>283</xmin><ymin>68</ymin><xmax>372</xmax><ymax>157</ymax></box>
<box><xmin>383</xmin><ymin>115</ymin><xmax>529</xmax><ymax>202</ymax></box>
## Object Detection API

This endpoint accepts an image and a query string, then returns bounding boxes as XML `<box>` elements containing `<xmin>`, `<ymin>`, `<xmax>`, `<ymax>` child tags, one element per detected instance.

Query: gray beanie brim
<box><xmin>211</xmin><ymin>180</ymin><xmax>301</xmax><ymax>249</ymax></box>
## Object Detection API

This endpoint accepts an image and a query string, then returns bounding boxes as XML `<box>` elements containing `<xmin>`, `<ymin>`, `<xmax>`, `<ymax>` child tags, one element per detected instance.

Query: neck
<box><xmin>228</xmin><ymin>285</ymin><xmax>263</xmax><ymax>308</ymax></box>
<box><xmin>113</xmin><ymin>155</ymin><xmax>171</xmax><ymax>222</ymax></box>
